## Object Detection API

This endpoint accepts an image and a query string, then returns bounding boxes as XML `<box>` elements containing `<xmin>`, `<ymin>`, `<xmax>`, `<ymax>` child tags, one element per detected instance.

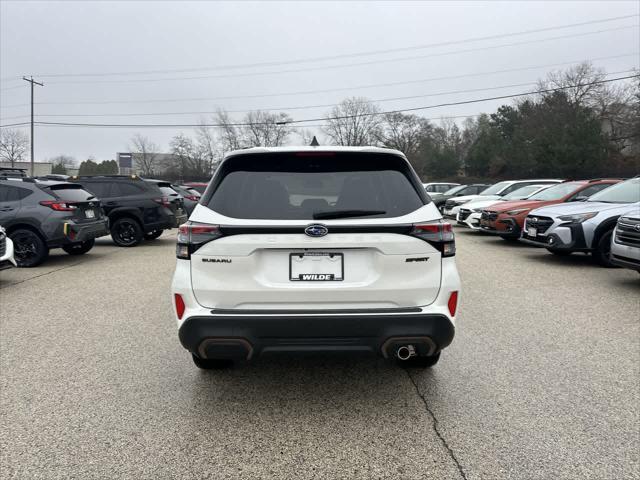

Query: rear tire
<box><xmin>191</xmin><ymin>354</ymin><xmax>234</xmax><ymax>370</ymax></box>
<box><xmin>593</xmin><ymin>229</ymin><xmax>617</xmax><ymax>268</ymax></box>
<box><xmin>110</xmin><ymin>217</ymin><xmax>143</xmax><ymax>247</ymax></box>
<box><xmin>62</xmin><ymin>239</ymin><xmax>95</xmax><ymax>255</ymax></box>
<box><xmin>10</xmin><ymin>229</ymin><xmax>49</xmax><ymax>267</ymax></box>
<box><xmin>546</xmin><ymin>248</ymin><xmax>571</xmax><ymax>256</ymax></box>
<box><xmin>143</xmin><ymin>230</ymin><xmax>163</xmax><ymax>240</ymax></box>
<box><xmin>399</xmin><ymin>352</ymin><xmax>441</xmax><ymax>369</ymax></box>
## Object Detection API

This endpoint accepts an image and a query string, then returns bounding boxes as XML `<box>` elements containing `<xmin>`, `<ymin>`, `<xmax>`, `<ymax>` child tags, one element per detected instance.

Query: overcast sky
<box><xmin>1</xmin><ymin>0</ymin><xmax>638</xmax><ymax>163</ymax></box>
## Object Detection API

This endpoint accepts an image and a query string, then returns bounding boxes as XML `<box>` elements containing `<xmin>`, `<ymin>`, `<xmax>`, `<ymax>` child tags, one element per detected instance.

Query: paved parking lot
<box><xmin>1</xmin><ymin>229</ymin><xmax>638</xmax><ymax>480</ymax></box>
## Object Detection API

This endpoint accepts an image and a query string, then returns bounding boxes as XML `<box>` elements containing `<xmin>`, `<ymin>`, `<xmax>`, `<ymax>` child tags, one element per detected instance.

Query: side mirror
<box><xmin>573</xmin><ymin>196</ymin><xmax>588</xmax><ymax>202</ymax></box>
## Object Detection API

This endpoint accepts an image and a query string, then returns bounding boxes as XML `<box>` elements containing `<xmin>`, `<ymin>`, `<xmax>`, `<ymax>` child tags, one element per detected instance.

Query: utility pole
<box><xmin>22</xmin><ymin>76</ymin><xmax>44</xmax><ymax>176</ymax></box>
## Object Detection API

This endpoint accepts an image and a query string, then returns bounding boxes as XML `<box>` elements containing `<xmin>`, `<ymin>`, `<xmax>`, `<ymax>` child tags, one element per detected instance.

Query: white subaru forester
<box><xmin>171</xmin><ymin>146</ymin><xmax>461</xmax><ymax>369</ymax></box>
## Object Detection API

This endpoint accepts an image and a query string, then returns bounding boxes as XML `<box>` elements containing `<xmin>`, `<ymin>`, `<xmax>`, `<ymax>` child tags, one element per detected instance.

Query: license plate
<box><xmin>85</xmin><ymin>209</ymin><xmax>95</xmax><ymax>219</ymax></box>
<box><xmin>290</xmin><ymin>252</ymin><xmax>343</xmax><ymax>281</ymax></box>
<box><xmin>527</xmin><ymin>227</ymin><xmax>537</xmax><ymax>237</ymax></box>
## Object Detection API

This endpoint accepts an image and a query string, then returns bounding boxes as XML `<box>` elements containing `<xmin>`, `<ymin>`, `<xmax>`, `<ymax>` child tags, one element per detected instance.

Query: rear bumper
<box><xmin>48</xmin><ymin>218</ymin><xmax>109</xmax><ymax>247</ymax></box>
<box><xmin>178</xmin><ymin>311</ymin><xmax>455</xmax><ymax>360</ymax></box>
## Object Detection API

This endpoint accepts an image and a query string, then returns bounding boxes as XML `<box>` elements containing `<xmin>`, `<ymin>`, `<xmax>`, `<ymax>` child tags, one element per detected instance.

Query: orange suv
<box><xmin>479</xmin><ymin>179</ymin><xmax>621</xmax><ymax>241</ymax></box>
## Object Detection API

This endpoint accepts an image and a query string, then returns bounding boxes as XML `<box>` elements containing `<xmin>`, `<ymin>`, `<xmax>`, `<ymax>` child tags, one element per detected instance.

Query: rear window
<box><xmin>48</xmin><ymin>184</ymin><xmax>96</xmax><ymax>201</ymax></box>
<box><xmin>207</xmin><ymin>152</ymin><xmax>425</xmax><ymax>220</ymax></box>
<box><xmin>159</xmin><ymin>186</ymin><xmax>179</xmax><ymax>196</ymax></box>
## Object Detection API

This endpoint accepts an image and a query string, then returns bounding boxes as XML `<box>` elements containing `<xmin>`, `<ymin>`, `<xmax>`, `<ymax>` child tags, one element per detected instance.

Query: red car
<box><xmin>182</xmin><ymin>182</ymin><xmax>208</xmax><ymax>194</ymax></box>
<box><xmin>479</xmin><ymin>179</ymin><xmax>621</xmax><ymax>240</ymax></box>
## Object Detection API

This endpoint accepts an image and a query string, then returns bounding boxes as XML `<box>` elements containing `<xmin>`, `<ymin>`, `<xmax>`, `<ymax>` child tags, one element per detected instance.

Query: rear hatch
<box><xmin>42</xmin><ymin>183</ymin><xmax>103</xmax><ymax>222</ymax></box>
<box><xmin>185</xmin><ymin>150</ymin><xmax>450</xmax><ymax>311</ymax></box>
<box><xmin>156</xmin><ymin>183</ymin><xmax>186</xmax><ymax>217</ymax></box>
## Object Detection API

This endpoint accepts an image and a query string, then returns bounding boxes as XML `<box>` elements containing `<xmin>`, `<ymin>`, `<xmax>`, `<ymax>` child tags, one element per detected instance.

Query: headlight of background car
<box><xmin>557</xmin><ymin>212</ymin><xmax>598</xmax><ymax>223</ymax></box>
<box><xmin>505</xmin><ymin>208</ymin><xmax>529</xmax><ymax>215</ymax></box>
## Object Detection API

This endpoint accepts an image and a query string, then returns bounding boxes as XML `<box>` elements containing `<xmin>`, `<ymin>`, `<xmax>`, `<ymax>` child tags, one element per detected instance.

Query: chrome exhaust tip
<box><xmin>396</xmin><ymin>345</ymin><xmax>417</xmax><ymax>361</ymax></box>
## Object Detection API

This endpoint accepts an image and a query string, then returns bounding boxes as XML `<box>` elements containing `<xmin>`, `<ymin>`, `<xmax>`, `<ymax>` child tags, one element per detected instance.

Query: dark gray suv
<box><xmin>0</xmin><ymin>178</ymin><xmax>109</xmax><ymax>267</ymax></box>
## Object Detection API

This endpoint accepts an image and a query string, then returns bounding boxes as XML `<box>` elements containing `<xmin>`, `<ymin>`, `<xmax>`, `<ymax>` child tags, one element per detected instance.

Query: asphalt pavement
<box><xmin>1</xmin><ymin>229</ymin><xmax>638</xmax><ymax>479</ymax></box>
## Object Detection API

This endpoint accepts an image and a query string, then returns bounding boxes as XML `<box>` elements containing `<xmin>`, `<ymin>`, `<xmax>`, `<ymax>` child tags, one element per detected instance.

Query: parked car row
<box><xmin>0</xmin><ymin>170</ymin><xmax>203</xmax><ymax>268</ymax></box>
<box><xmin>445</xmin><ymin>177</ymin><xmax>640</xmax><ymax>271</ymax></box>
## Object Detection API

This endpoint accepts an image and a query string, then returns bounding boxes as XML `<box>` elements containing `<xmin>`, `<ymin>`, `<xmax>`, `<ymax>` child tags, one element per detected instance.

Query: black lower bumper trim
<box><xmin>0</xmin><ymin>259</ymin><xmax>14</xmax><ymax>270</ymax></box>
<box><xmin>179</xmin><ymin>313</ymin><xmax>455</xmax><ymax>360</ymax></box>
<box><xmin>611</xmin><ymin>254</ymin><xmax>640</xmax><ymax>271</ymax></box>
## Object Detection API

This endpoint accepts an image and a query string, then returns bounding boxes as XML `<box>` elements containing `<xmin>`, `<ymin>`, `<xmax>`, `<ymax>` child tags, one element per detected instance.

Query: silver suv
<box><xmin>611</xmin><ymin>208</ymin><xmax>640</xmax><ymax>272</ymax></box>
<box><xmin>522</xmin><ymin>178</ymin><xmax>640</xmax><ymax>266</ymax></box>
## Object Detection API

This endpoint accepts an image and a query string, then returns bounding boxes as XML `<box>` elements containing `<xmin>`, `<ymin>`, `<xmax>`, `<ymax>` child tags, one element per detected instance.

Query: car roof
<box><xmin>223</xmin><ymin>145</ymin><xmax>406</xmax><ymax>160</ymax></box>
<box><xmin>71</xmin><ymin>175</ymin><xmax>142</xmax><ymax>181</ymax></box>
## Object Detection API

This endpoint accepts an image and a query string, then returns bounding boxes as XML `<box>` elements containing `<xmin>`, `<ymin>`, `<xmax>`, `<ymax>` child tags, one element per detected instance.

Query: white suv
<box><xmin>171</xmin><ymin>146</ymin><xmax>461</xmax><ymax>369</ymax></box>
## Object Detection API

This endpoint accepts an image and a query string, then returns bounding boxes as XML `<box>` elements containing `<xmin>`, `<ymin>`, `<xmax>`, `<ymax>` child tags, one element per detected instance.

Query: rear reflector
<box><xmin>448</xmin><ymin>291</ymin><xmax>459</xmax><ymax>317</ymax></box>
<box><xmin>174</xmin><ymin>293</ymin><xmax>186</xmax><ymax>320</ymax></box>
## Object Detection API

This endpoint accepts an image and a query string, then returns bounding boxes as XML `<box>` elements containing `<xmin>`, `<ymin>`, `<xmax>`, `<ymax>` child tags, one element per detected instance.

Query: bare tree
<box><xmin>195</xmin><ymin>122</ymin><xmax>221</xmax><ymax>173</ymax></box>
<box><xmin>0</xmin><ymin>129</ymin><xmax>29</xmax><ymax>167</ymax></box>
<box><xmin>50</xmin><ymin>155</ymin><xmax>76</xmax><ymax>174</ymax></box>
<box><xmin>130</xmin><ymin>134</ymin><xmax>161</xmax><ymax>176</ymax></box>
<box><xmin>537</xmin><ymin>62</ymin><xmax>607</xmax><ymax>106</ymax></box>
<box><xmin>538</xmin><ymin>62</ymin><xmax>640</xmax><ymax>151</ymax></box>
<box><xmin>323</xmin><ymin>97</ymin><xmax>381</xmax><ymax>146</ymax></box>
<box><xmin>243</xmin><ymin>111</ymin><xmax>293</xmax><ymax>147</ymax></box>
<box><xmin>169</xmin><ymin>133</ymin><xmax>194</xmax><ymax>179</ymax></box>
<box><xmin>50</xmin><ymin>154</ymin><xmax>76</xmax><ymax>167</ymax></box>
<box><xmin>297</xmin><ymin>129</ymin><xmax>317</xmax><ymax>146</ymax></box>
<box><xmin>215</xmin><ymin>109</ymin><xmax>243</xmax><ymax>152</ymax></box>
<box><xmin>377</xmin><ymin>113</ymin><xmax>431</xmax><ymax>160</ymax></box>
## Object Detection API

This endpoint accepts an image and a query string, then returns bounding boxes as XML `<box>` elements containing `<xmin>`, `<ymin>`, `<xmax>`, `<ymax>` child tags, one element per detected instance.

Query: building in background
<box><xmin>0</xmin><ymin>161</ymin><xmax>52</xmax><ymax>176</ymax></box>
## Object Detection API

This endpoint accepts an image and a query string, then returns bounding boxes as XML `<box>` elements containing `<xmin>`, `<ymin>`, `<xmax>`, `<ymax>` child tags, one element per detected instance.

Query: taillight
<box><xmin>448</xmin><ymin>291</ymin><xmax>459</xmax><ymax>317</ymax></box>
<box><xmin>411</xmin><ymin>221</ymin><xmax>456</xmax><ymax>257</ymax></box>
<box><xmin>153</xmin><ymin>196</ymin><xmax>171</xmax><ymax>207</ymax></box>
<box><xmin>174</xmin><ymin>293</ymin><xmax>186</xmax><ymax>320</ymax></box>
<box><xmin>39</xmin><ymin>200</ymin><xmax>77</xmax><ymax>211</ymax></box>
<box><xmin>176</xmin><ymin>221</ymin><xmax>222</xmax><ymax>259</ymax></box>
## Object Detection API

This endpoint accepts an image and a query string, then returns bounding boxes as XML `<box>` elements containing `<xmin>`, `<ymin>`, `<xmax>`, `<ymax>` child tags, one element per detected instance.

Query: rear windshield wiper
<box><xmin>313</xmin><ymin>209</ymin><xmax>386</xmax><ymax>220</ymax></box>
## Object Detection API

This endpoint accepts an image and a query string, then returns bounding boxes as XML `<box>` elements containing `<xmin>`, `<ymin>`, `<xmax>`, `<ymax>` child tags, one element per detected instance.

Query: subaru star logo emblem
<box><xmin>531</xmin><ymin>217</ymin><xmax>538</xmax><ymax>223</ymax></box>
<box><xmin>305</xmin><ymin>224</ymin><xmax>328</xmax><ymax>237</ymax></box>
<box><xmin>635</xmin><ymin>224</ymin><xmax>640</xmax><ymax>232</ymax></box>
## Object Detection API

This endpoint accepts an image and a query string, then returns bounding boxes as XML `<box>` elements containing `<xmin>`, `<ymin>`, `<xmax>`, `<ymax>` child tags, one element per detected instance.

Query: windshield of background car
<box><xmin>502</xmin><ymin>185</ymin><xmax>544</xmax><ymax>200</ymax></box>
<box><xmin>47</xmin><ymin>184</ymin><xmax>96</xmax><ymax>202</ymax></box>
<box><xmin>207</xmin><ymin>152</ymin><xmax>425</xmax><ymax>220</ymax></box>
<box><xmin>479</xmin><ymin>181</ymin><xmax>511</xmax><ymax>195</ymax></box>
<box><xmin>443</xmin><ymin>185</ymin><xmax>466</xmax><ymax>195</ymax></box>
<box><xmin>528</xmin><ymin>182</ymin><xmax>582</xmax><ymax>201</ymax></box>
<box><xmin>587</xmin><ymin>178</ymin><xmax>640</xmax><ymax>204</ymax></box>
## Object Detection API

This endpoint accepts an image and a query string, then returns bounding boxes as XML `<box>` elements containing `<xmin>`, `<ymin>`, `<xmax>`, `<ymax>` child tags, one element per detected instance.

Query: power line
<box><xmin>4</xmin><ymin>68</ymin><xmax>635</xmax><ymax>121</ymax></box>
<box><xmin>4</xmin><ymin>24</ymin><xmax>636</xmax><ymax>89</ymax></box>
<box><xmin>290</xmin><ymin>74</ymin><xmax>640</xmax><ymax>124</ymax></box>
<box><xmin>2</xmin><ymin>14</ymin><xmax>636</xmax><ymax>81</ymax></box>
<box><xmin>2</xmin><ymin>53</ymin><xmax>637</xmax><ymax>111</ymax></box>
<box><xmin>2</xmin><ymin>74</ymin><xmax>635</xmax><ymax>129</ymax></box>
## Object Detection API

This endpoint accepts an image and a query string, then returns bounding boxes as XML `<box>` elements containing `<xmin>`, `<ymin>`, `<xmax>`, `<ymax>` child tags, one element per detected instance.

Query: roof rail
<box><xmin>71</xmin><ymin>174</ymin><xmax>139</xmax><ymax>180</ymax></box>
<box><xmin>587</xmin><ymin>178</ymin><xmax>625</xmax><ymax>183</ymax></box>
